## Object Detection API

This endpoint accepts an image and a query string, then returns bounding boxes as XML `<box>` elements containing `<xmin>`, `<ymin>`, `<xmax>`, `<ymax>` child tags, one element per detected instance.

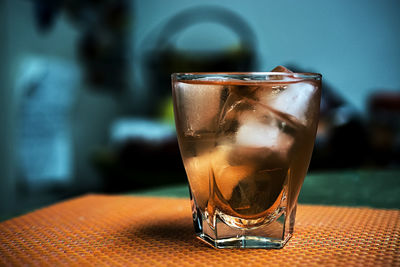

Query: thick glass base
<box><xmin>198</xmin><ymin>232</ymin><xmax>292</xmax><ymax>249</ymax></box>
<box><xmin>191</xmin><ymin>201</ymin><xmax>297</xmax><ymax>249</ymax></box>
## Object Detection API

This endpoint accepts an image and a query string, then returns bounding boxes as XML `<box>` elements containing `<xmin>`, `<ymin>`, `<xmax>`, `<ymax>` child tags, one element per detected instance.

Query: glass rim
<box><xmin>172</xmin><ymin>72</ymin><xmax>322</xmax><ymax>81</ymax></box>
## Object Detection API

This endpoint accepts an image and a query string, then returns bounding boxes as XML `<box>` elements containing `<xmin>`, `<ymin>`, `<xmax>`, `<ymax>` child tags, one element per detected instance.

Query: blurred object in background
<box><xmin>309</xmin><ymin>81</ymin><xmax>369</xmax><ymax>170</ymax></box>
<box><xmin>26</xmin><ymin>0</ymin><xmax>134</xmax><ymax>195</ymax></box>
<box><xmin>32</xmin><ymin>0</ymin><xmax>132</xmax><ymax>92</ymax></box>
<box><xmin>32</xmin><ymin>0</ymin><xmax>62</xmax><ymax>33</ymax></box>
<box><xmin>93</xmin><ymin>119</ymin><xmax>184</xmax><ymax>192</ymax></box>
<box><xmin>90</xmin><ymin>5</ymin><xmax>259</xmax><ymax>192</ymax></box>
<box><xmin>284</xmin><ymin>65</ymin><xmax>369</xmax><ymax>170</ymax></box>
<box><xmin>144</xmin><ymin>5</ymin><xmax>257</xmax><ymax>117</ymax></box>
<box><xmin>367</xmin><ymin>91</ymin><xmax>400</xmax><ymax>167</ymax></box>
<box><xmin>16</xmin><ymin>56</ymin><xmax>80</xmax><ymax>192</ymax></box>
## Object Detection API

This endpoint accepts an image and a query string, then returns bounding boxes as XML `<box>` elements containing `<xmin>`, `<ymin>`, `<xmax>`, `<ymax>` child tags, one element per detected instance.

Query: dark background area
<box><xmin>0</xmin><ymin>0</ymin><xmax>399</xmax><ymax>219</ymax></box>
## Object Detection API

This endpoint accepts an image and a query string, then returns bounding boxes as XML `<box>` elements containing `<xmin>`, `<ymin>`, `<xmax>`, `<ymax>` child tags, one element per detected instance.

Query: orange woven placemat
<box><xmin>0</xmin><ymin>195</ymin><xmax>399</xmax><ymax>266</ymax></box>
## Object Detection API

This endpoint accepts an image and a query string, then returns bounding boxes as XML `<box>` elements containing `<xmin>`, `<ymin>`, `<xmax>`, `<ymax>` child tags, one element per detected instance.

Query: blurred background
<box><xmin>0</xmin><ymin>0</ymin><xmax>399</xmax><ymax>219</ymax></box>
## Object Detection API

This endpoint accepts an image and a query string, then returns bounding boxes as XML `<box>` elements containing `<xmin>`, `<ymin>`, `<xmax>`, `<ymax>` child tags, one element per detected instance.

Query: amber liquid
<box><xmin>174</xmin><ymin>79</ymin><xmax>320</xmax><ymax>227</ymax></box>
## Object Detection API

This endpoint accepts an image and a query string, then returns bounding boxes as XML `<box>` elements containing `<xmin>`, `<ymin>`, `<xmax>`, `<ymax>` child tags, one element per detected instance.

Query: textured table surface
<box><xmin>0</xmin><ymin>195</ymin><xmax>399</xmax><ymax>266</ymax></box>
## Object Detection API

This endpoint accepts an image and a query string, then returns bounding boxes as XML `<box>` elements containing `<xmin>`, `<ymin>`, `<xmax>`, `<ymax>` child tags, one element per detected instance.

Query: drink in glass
<box><xmin>172</xmin><ymin>67</ymin><xmax>321</xmax><ymax>248</ymax></box>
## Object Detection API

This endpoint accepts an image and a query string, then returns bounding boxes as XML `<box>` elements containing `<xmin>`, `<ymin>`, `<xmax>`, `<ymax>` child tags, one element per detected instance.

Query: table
<box><xmin>1</xmin><ymin>195</ymin><xmax>399</xmax><ymax>266</ymax></box>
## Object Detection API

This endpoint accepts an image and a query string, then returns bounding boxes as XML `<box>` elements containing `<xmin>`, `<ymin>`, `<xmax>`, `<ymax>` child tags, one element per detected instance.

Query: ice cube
<box><xmin>177</xmin><ymin>82</ymin><xmax>223</xmax><ymax>136</ymax></box>
<box><xmin>269</xmin><ymin>65</ymin><xmax>296</xmax><ymax>81</ymax></box>
<box><xmin>217</xmin><ymin>87</ymin><xmax>255</xmax><ymax>138</ymax></box>
<box><xmin>235</xmin><ymin>114</ymin><xmax>295</xmax><ymax>163</ymax></box>
<box><xmin>229</xmin><ymin>167</ymin><xmax>287</xmax><ymax>215</ymax></box>
<box><xmin>253</xmin><ymin>66</ymin><xmax>295</xmax><ymax>109</ymax></box>
<box><xmin>211</xmin><ymin>145</ymin><xmax>254</xmax><ymax>201</ymax></box>
<box><xmin>271</xmin><ymin>65</ymin><xmax>293</xmax><ymax>73</ymax></box>
<box><xmin>237</xmin><ymin>117</ymin><xmax>280</xmax><ymax>148</ymax></box>
<box><xmin>185</xmin><ymin>146</ymin><xmax>253</xmax><ymax>205</ymax></box>
<box><xmin>268</xmin><ymin>82</ymin><xmax>316</xmax><ymax>125</ymax></box>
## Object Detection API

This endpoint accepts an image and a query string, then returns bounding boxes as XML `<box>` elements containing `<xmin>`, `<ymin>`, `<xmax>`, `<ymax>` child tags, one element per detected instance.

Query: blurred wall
<box><xmin>0</xmin><ymin>0</ymin><xmax>15</xmax><ymax>214</ymax></box>
<box><xmin>133</xmin><ymin>0</ymin><xmax>400</xmax><ymax>113</ymax></box>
